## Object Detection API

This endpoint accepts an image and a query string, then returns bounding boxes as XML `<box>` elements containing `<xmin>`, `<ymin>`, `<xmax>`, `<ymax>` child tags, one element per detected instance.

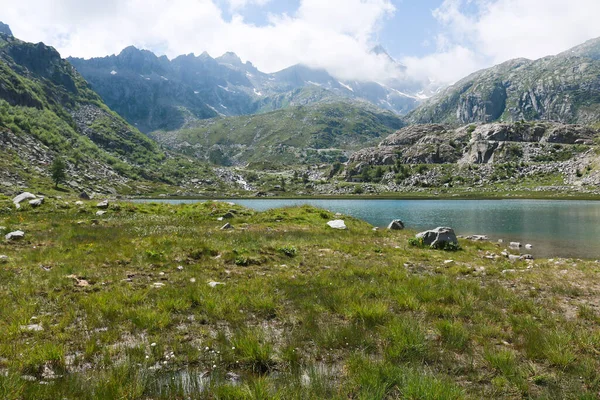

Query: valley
<box><xmin>2</xmin><ymin>15</ymin><xmax>600</xmax><ymax>400</ymax></box>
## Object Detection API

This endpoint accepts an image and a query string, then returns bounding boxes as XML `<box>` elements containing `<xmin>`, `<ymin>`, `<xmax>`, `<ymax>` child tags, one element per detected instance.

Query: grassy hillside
<box><xmin>0</xmin><ymin>32</ymin><xmax>220</xmax><ymax>195</ymax></box>
<box><xmin>150</xmin><ymin>101</ymin><xmax>405</xmax><ymax>166</ymax></box>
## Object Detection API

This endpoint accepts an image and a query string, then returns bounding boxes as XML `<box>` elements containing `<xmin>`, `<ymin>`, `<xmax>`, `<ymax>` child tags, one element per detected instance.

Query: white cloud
<box><xmin>0</xmin><ymin>0</ymin><xmax>399</xmax><ymax>82</ymax></box>
<box><xmin>403</xmin><ymin>0</ymin><xmax>600</xmax><ymax>84</ymax></box>
<box><xmin>225</xmin><ymin>0</ymin><xmax>271</xmax><ymax>12</ymax></box>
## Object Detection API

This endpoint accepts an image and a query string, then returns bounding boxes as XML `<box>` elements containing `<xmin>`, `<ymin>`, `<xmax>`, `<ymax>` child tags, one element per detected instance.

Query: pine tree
<box><xmin>51</xmin><ymin>157</ymin><xmax>66</xmax><ymax>188</ymax></box>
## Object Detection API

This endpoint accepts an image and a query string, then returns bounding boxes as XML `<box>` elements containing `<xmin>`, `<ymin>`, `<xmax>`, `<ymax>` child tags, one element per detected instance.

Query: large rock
<box><xmin>5</xmin><ymin>230</ymin><xmax>25</xmax><ymax>241</ymax></box>
<box><xmin>79</xmin><ymin>192</ymin><xmax>91</xmax><ymax>200</ymax></box>
<box><xmin>13</xmin><ymin>192</ymin><xmax>36</xmax><ymax>208</ymax></box>
<box><xmin>327</xmin><ymin>220</ymin><xmax>347</xmax><ymax>230</ymax></box>
<box><xmin>416</xmin><ymin>227</ymin><xmax>458</xmax><ymax>249</ymax></box>
<box><xmin>387</xmin><ymin>220</ymin><xmax>405</xmax><ymax>230</ymax></box>
<box><xmin>96</xmin><ymin>200</ymin><xmax>109</xmax><ymax>209</ymax></box>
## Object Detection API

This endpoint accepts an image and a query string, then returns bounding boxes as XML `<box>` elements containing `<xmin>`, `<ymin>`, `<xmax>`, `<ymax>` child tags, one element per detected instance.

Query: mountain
<box><xmin>149</xmin><ymin>101</ymin><xmax>404</xmax><ymax>166</ymax></box>
<box><xmin>69</xmin><ymin>46</ymin><xmax>430</xmax><ymax>133</ymax></box>
<box><xmin>409</xmin><ymin>37</ymin><xmax>600</xmax><ymax>126</ymax></box>
<box><xmin>0</xmin><ymin>26</ymin><xmax>217</xmax><ymax>194</ymax></box>
<box><xmin>0</xmin><ymin>21</ymin><xmax>12</xmax><ymax>36</ymax></box>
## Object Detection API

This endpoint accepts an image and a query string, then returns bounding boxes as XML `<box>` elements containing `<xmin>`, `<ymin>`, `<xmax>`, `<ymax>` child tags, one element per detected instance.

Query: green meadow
<box><xmin>0</xmin><ymin>197</ymin><xmax>599</xmax><ymax>399</ymax></box>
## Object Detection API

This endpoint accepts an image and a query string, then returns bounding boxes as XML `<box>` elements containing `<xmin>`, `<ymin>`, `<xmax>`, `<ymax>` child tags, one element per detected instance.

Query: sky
<box><xmin>2</xmin><ymin>0</ymin><xmax>600</xmax><ymax>84</ymax></box>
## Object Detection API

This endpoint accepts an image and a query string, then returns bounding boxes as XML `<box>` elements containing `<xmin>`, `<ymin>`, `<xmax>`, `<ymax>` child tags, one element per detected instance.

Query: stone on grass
<box><xmin>466</xmin><ymin>235</ymin><xmax>489</xmax><ymax>241</ymax></box>
<box><xmin>525</xmin><ymin>244</ymin><xmax>533</xmax><ymax>250</ymax></box>
<box><xmin>223</xmin><ymin>212</ymin><xmax>235</xmax><ymax>219</ymax></box>
<box><xmin>13</xmin><ymin>192</ymin><xmax>36</xmax><ymax>208</ymax></box>
<box><xmin>221</xmin><ymin>223</ymin><xmax>233</xmax><ymax>230</ymax></box>
<box><xmin>0</xmin><ymin>255</ymin><xmax>8</xmax><ymax>263</ymax></box>
<box><xmin>5</xmin><ymin>230</ymin><xmax>25</xmax><ymax>241</ymax></box>
<box><xmin>75</xmin><ymin>201</ymin><xmax>84</xmax><ymax>206</ymax></box>
<box><xmin>416</xmin><ymin>227</ymin><xmax>458</xmax><ymax>248</ymax></box>
<box><xmin>508</xmin><ymin>255</ymin><xmax>521</xmax><ymax>262</ymax></box>
<box><xmin>96</xmin><ymin>211</ymin><xmax>107</xmax><ymax>216</ymax></box>
<box><xmin>509</xmin><ymin>242</ymin><xmax>522</xmax><ymax>248</ymax></box>
<box><xmin>20</xmin><ymin>324</ymin><xmax>43</xmax><ymax>332</ymax></box>
<box><xmin>387</xmin><ymin>220</ymin><xmax>405</xmax><ymax>230</ymax></box>
<box><xmin>152</xmin><ymin>282</ymin><xmax>166</xmax><ymax>288</ymax></box>
<box><xmin>96</xmin><ymin>200</ymin><xmax>109</xmax><ymax>209</ymax></box>
<box><xmin>29</xmin><ymin>198</ymin><xmax>44</xmax><ymax>207</ymax></box>
<box><xmin>208</xmin><ymin>281</ymin><xmax>225</xmax><ymax>288</ymax></box>
<box><xmin>327</xmin><ymin>220</ymin><xmax>347</xmax><ymax>230</ymax></box>
<box><xmin>79</xmin><ymin>192</ymin><xmax>91</xmax><ymax>200</ymax></box>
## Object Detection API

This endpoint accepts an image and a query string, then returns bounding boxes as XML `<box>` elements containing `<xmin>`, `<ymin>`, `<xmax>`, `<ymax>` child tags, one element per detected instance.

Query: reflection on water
<box><xmin>135</xmin><ymin>199</ymin><xmax>600</xmax><ymax>259</ymax></box>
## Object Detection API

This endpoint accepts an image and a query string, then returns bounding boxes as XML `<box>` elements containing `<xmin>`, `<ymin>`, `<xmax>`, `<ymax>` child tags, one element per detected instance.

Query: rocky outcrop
<box><xmin>349</xmin><ymin>124</ymin><xmax>468</xmax><ymax>166</ymax></box>
<box><xmin>349</xmin><ymin>122</ymin><xmax>598</xmax><ymax>167</ymax></box>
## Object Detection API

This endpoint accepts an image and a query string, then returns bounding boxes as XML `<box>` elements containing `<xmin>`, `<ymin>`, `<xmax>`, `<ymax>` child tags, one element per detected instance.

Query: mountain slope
<box><xmin>0</xmin><ymin>26</ymin><xmax>219</xmax><ymax>194</ymax></box>
<box><xmin>150</xmin><ymin>101</ymin><xmax>404</xmax><ymax>166</ymax></box>
<box><xmin>409</xmin><ymin>37</ymin><xmax>600</xmax><ymax>126</ymax></box>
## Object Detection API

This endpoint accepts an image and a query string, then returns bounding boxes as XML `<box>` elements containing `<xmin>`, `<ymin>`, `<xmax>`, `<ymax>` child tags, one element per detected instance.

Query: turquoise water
<box><xmin>137</xmin><ymin>199</ymin><xmax>600</xmax><ymax>259</ymax></box>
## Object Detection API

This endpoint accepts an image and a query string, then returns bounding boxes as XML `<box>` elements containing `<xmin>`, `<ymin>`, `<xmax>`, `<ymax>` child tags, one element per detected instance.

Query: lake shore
<box><xmin>1</xmin><ymin>197</ymin><xmax>600</xmax><ymax>398</ymax></box>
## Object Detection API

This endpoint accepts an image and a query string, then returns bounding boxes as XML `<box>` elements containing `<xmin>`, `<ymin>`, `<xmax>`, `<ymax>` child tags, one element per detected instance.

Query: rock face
<box><xmin>327</xmin><ymin>220</ymin><xmax>347</xmax><ymax>230</ymax></box>
<box><xmin>409</xmin><ymin>37</ymin><xmax>600</xmax><ymax>125</ymax></box>
<box><xmin>5</xmin><ymin>230</ymin><xmax>25</xmax><ymax>241</ymax></box>
<box><xmin>416</xmin><ymin>227</ymin><xmax>458</xmax><ymax>249</ymax></box>
<box><xmin>387</xmin><ymin>220</ymin><xmax>405</xmax><ymax>230</ymax></box>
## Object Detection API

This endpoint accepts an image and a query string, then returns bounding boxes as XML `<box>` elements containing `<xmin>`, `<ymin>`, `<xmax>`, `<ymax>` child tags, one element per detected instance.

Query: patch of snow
<box><xmin>207</xmin><ymin>105</ymin><xmax>226</xmax><ymax>117</ymax></box>
<box><xmin>253</xmin><ymin>88</ymin><xmax>263</xmax><ymax>96</ymax></box>
<box><xmin>246</xmin><ymin>72</ymin><xmax>253</xmax><ymax>78</ymax></box>
<box><xmin>218</xmin><ymin>85</ymin><xmax>234</xmax><ymax>93</ymax></box>
<box><xmin>194</xmin><ymin>91</ymin><xmax>199</xmax><ymax>94</ymax></box>
<box><xmin>338</xmin><ymin>81</ymin><xmax>354</xmax><ymax>92</ymax></box>
<box><xmin>160</xmin><ymin>76</ymin><xmax>169</xmax><ymax>81</ymax></box>
<box><xmin>110</xmin><ymin>70</ymin><xmax>117</xmax><ymax>75</ymax></box>
<box><xmin>307</xmin><ymin>81</ymin><xmax>322</xmax><ymax>87</ymax></box>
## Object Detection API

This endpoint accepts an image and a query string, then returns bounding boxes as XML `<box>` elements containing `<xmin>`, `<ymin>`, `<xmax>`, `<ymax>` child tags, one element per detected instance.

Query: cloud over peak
<box><xmin>2</xmin><ymin>0</ymin><xmax>401</xmax><ymax>82</ymax></box>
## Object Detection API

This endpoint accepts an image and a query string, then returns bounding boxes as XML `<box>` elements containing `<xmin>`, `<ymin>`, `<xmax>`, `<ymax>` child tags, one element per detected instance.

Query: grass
<box><xmin>0</xmin><ymin>196</ymin><xmax>599</xmax><ymax>398</ymax></box>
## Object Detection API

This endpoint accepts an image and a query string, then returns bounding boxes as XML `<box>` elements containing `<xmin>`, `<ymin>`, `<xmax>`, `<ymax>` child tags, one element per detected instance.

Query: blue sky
<box><xmin>4</xmin><ymin>0</ymin><xmax>600</xmax><ymax>83</ymax></box>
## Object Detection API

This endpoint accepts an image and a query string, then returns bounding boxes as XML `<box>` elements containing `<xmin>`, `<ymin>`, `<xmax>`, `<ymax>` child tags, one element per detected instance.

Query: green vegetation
<box><xmin>50</xmin><ymin>157</ymin><xmax>66</xmax><ymax>188</ymax></box>
<box><xmin>0</xmin><ymin>198</ymin><xmax>599</xmax><ymax>398</ymax></box>
<box><xmin>150</xmin><ymin>101</ymin><xmax>404</xmax><ymax>166</ymax></box>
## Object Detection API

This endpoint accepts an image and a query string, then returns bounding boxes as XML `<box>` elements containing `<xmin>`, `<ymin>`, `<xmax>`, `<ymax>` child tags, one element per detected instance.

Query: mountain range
<box><xmin>69</xmin><ymin>46</ymin><xmax>431</xmax><ymax>133</ymax></box>
<box><xmin>2</xmin><ymin>19</ymin><xmax>600</xmax><ymax>194</ymax></box>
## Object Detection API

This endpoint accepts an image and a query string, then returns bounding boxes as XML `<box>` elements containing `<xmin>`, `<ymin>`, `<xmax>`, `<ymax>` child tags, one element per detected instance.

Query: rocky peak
<box><xmin>115</xmin><ymin>45</ymin><xmax>166</xmax><ymax>74</ymax></box>
<box><xmin>216</xmin><ymin>52</ymin><xmax>243</xmax><ymax>66</ymax></box>
<box><xmin>0</xmin><ymin>21</ymin><xmax>12</xmax><ymax>36</ymax></box>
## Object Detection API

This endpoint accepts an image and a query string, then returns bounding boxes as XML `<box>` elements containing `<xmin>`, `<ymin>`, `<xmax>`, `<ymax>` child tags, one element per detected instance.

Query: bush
<box><xmin>278</xmin><ymin>246</ymin><xmax>297</xmax><ymax>258</ymax></box>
